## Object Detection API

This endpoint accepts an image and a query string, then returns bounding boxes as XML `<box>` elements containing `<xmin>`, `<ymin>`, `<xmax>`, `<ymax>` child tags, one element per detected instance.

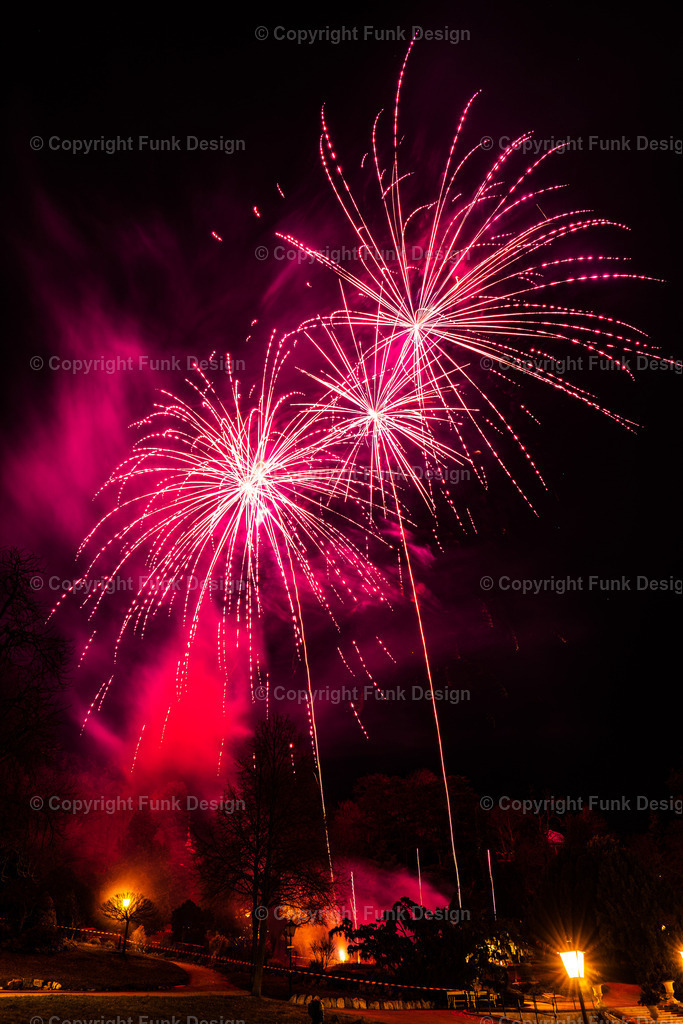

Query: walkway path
<box><xmin>0</xmin><ymin>960</ymin><xmax>242</xmax><ymax>998</ymax></box>
<box><xmin>169</xmin><ymin>960</ymin><xmax>242</xmax><ymax>992</ymax></box>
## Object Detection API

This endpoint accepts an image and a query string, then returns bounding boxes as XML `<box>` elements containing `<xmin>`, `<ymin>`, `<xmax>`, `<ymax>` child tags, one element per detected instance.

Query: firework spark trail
<box><xmin>131</xmin><ymin>723</ymin><xmax>146</xmax><ymax>773</ymax></box>
<box><xmin>389</xmin><ymin>488</ymin><xmax>462</xmax><ymax>906</ymax></box>
<box><xmin>77</xmin><ymin>630</ymin><xmax>97</xmax><ymax>669</ymax></box>
<box><xmin>300</xmin><ymin>315</ymin><xmax>466</xmax><ymax>906</ymax></box>
<box><xmin>375</xmin><ymin>635</ymin><xmax>396</xmax><ymax>663</ymax></box>
<box><xmin>77</xmin><ymin>336</ymin><xmax>389</xmax><ymax>875</ymax></box>
<box><xmin>80</xmin><ymin>674</ymin><xmax>113</xmax><ymax>734</ymax></box>
<box><xmin>278</xmin><ymin>49</ymin><xmax>662</xmax><ymax>508</ymax></box>
<box><xmin>160</xmin><ymin>704</ymin><xmax>171</xmax><ymax>746</ymax></box>
<box><xmin>349</xmin><ymin>701</ymin><xmax>368</xmax><ymax>740</ymax></box>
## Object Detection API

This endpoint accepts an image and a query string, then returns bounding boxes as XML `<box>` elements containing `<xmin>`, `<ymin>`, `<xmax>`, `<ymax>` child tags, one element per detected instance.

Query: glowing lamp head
<box><xmin>560</xmin><ymin>950</ymin><xmax>584</xmax><ymax>978</ymax></box>
<box><xmin>121</xmin><ymin>897</ymin><xmax>131</xmax><ymax>910</ymax></box>
<box><xmin>338</xmin><ymin>947</ymin><xmax>347</xmax><ymax>962</ymax></box>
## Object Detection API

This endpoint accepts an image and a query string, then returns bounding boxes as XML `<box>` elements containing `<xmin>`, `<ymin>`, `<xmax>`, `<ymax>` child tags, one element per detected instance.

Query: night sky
<box><xmin>3</xmin><ymin>5</ymin><xmax>681</xmax><ymax>818</ymax></box>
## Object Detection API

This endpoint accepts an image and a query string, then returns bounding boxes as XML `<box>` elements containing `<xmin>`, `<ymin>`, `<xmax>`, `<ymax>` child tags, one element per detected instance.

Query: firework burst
<box><xmin>300</xmin><ymin>311</ymin><xmax>470</xmax><ymax>513</ymax></box>
<box><xmin>279</xmin><ymin>44</ymin><xmax>660</xmax><ymax>507</ymax></box>
<box><xmin>72</xmin><ymin>337</ymin><xmax>392</xmax><ymax>869</ymax></box>
<box><xmin>79</xmin><ymin>339</ymin><xmax>383</xmax><ymax>680</ymax></box>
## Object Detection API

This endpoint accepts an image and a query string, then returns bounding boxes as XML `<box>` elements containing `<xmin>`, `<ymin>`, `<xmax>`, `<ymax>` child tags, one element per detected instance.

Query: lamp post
<box><xmin>284</xmin><ymin>917</ymin><xmax>297</xmax><ymax>997</ymax></box>
<box><xmin>560</xmin><ymin>949</ymin><xmax>589</xmax><ymax>1024</ymax></box>
<box><xmin>121</xmin><ymin>897</ymin><xmax>132</xmax><ymax>956</ymax></box>
<box><xmin>669</xmin><ymin>952</ymin><xmax>683</xmax><ymax>1003</ymax></box>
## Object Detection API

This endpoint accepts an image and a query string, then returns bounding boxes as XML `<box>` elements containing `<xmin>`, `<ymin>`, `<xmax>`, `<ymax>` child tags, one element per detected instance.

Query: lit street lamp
<box><xmin>560</xmin><ymin>949</ymin><xmax>589</xmax><ymax>1024</ymax></box>
<box><xmin>100</xmin><ymin>890</ymin><xmax>156</xmax><ymax>956</ymax></box>
<box><xmin>665</xmin><ymin>952</ymin><xmax>683</xmax><ymax>1002</ymax></box>
<box><xmin>121</xmin><ymin>896</ymin><xmax>132</xmax><ymax>955</ymax></box>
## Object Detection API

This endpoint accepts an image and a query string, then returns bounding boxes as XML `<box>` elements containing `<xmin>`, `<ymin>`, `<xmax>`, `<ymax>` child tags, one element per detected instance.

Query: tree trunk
<box><xmin>251</xmin><ymin>916</ymin><xmax>269</xmax><ymax>997</ymax></box>
<box><xmin>251</xmin><ymin>908</ymin><xmax>258</xmax><ymax>964</ymax></box>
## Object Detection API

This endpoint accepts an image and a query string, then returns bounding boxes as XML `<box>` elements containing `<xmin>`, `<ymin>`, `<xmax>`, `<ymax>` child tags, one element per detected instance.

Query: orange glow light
<box><xmin>560</xmin><ymin>950</ymin><xmax>584</xmax><ymax>978</ymax></box>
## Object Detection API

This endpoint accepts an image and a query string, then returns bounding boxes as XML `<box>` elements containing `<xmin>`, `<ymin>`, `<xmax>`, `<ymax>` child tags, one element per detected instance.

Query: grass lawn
<box><xmin>0</xmin><ymin>942</ymin><xmax>188</xmax><ymax>989</ymax></box>
<box><xmin>0</xmin><ymin>992</ymin><xmax>370</xmax><ymax>1024</ymax></box>
<box><xmin>221</xmin><ymin>967</ymin><xmax>291</xmax><ymax>998</ymax></box>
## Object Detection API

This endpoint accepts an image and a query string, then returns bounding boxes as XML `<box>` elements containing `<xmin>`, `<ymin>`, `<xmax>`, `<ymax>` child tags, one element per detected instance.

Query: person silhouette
<box><xmin>308</xmin><ymin>994</ymin><xmax>324</xmax><ymax>1023</ymax></box>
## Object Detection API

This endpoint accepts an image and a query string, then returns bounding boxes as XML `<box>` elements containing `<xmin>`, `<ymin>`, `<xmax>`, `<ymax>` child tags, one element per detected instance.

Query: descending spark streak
<box><xmin>487</xmin><ymin>847</ymin><xmax>497</xmax><ymax>921</ymax></box>
<box><xmin>349</xmin><ymin>701</ymin><xmax>368</xmax><ymax>740</ymax></box>
<box><xmin>301</xmin><ymin>315</ymin><xmax>466</xmax><ymax>906</ymax></box>
<box><xmin>279</xmin><ymin>49</ymin><xmax>661</xmax><ymax>506</ymax></box>
<box><xmin>160</xmin><ymin>704</ymin><xmax>171</xmax><ymax>745</ymax></box>
<box><xmin>350</xmin><ymin>871</ymin><xmax>361</xmax><ymax>962</ymax></box>
<box><xmin>81</xmin><ymin>675</ymin><xmax>113</xmax><ymax>734</ymax></box>
<box><xmin>386</xmin><ymin>465</ymin><xmax>462</xmax><ymax>906</ymax></box>
<box><xmin>77</xmin><ymin>630</ymin><xmax>97</xmax><ymax>669</ymax></box>
<box><xmin>376</xmin><ymin>635</ymin><xmax>396</xmax><ymax>663</ymax></box>
<box><xmin>131</xmin><ymin>723</ymin><xmax>146</xmax><ymax>773</ymax></box>
<box><xmin>79</xmin><ymin>337</ymin><xmax>386</xmax><ymax>873</ymax></box>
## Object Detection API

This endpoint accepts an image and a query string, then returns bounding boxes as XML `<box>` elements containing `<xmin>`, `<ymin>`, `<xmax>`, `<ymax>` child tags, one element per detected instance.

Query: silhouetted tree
<box><xmin>333</xmin><ymin>770</ymin><xmax>478</xmax><ymax>875</ymax></box>
<box><xmin>332</xmin><ymin>897</ymin><xmax>526</xmax><ymax>989</ymax></box>
<box><xmin>0</xmin><ymin>547</ymin><xmax>70</xmax><ymax>770</ymax></box>
<box><xmin>309</xmin><ymin>934</ymin><xmax>336</xmax><ymax>970</ymax></box>
<box><xmin>100</xmin><ymin>891</ymin><xmax>161</xmax><ymax>952</ymax></box>
<box><xmin>192</xmin><ymin>714</ymin><xmax>336</xmax><ymax>996</ymax></box>
<box><xmin>0</xmin><ymin>547</ymin><xmax>71</xmax><ymax>926</ymax></box>
<box><xmin>171</xmin><ymin>898</ymin><xmax>210</xmax><ymax>945</ymax></box>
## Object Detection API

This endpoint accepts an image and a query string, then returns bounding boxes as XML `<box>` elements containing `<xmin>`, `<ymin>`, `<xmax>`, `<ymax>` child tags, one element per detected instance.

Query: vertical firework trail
<box><xmin>487</xmin><ymin>847</ymin><xmax>498</xmax><ymax>921</ymax></box>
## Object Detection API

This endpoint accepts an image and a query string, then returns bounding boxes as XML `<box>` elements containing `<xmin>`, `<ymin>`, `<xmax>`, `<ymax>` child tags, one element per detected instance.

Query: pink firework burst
<box><xmin>300</xmin><ymin>312</ymin><xmax>470</xmax><ymax>515</ymax></box>
<box><xmin>79</xmin><ymin>338</ymin><xmax>383</xmax><ymax>680</ymax></box>
<box><xmin>74</xmin><ymin>338</ymin><xmax>389</xmax><ymax>860</ymax></box>
<box><xmin>279</xmin><ymin>44</ymin><xmax>661</xmax><ymax>507</ymax></box>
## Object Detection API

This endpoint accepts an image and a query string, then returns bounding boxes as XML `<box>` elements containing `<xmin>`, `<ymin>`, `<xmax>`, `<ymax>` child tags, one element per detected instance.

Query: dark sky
<box><xmin>2</xmin><ymin>5</ymin><xmax>681</xmax><ymax>817</ymax></box>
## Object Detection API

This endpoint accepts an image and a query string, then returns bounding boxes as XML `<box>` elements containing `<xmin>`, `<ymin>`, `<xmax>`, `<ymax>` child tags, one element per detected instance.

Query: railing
<box><xmin>54</xmin><ymin>925</ymin><xmax>610</xmax><ymax>1013</ymax></box>
<box><xmin>56</xmin><ymin>925</ymin><xmax>489</xmax><ymax>1002</ymax></box>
